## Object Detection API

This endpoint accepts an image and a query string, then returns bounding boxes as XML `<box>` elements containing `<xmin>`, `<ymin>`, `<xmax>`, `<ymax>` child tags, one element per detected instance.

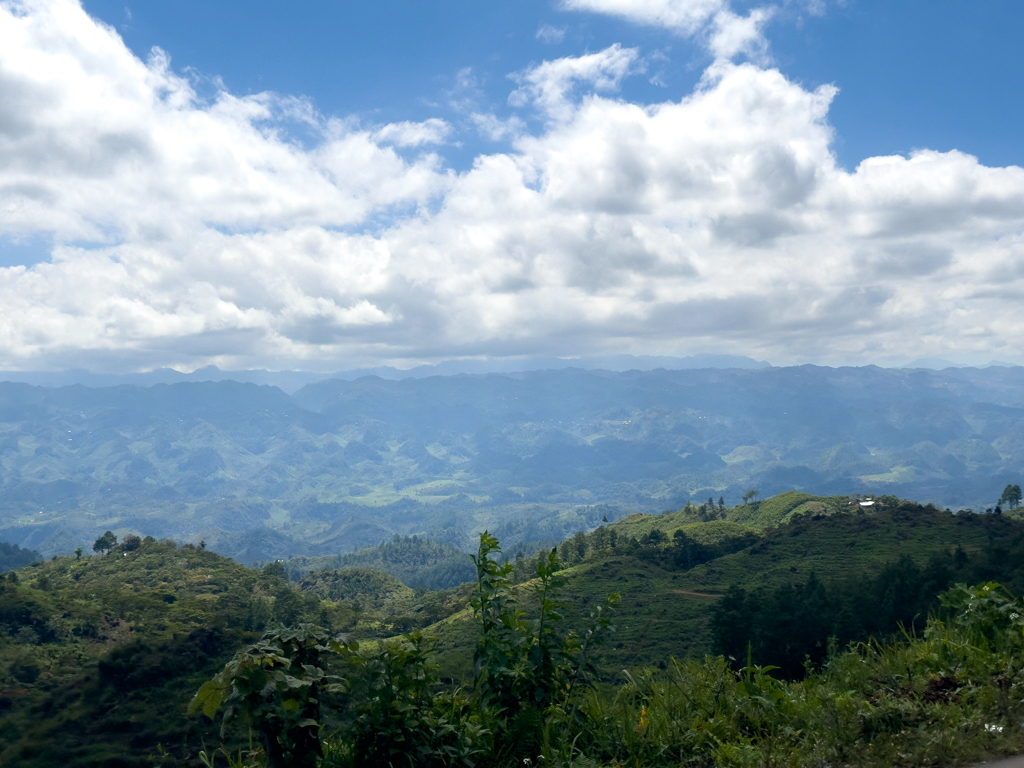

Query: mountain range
<box><xmin>1</xmin><ymin>364</ymin><xmax>1022</xmax><ymax>561</ymax></box>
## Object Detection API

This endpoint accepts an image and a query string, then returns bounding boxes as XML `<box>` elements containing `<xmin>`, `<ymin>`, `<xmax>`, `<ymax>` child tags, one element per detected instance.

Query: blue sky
<box><xmin>1</xmin><ymin>0</ymin><xmax>1024</xmax><ymax>372</ymax></box>
<box><xmin>80</xmin><ymin>0</ymin><xmax>1024</xmax><ymax>170</ymax></box>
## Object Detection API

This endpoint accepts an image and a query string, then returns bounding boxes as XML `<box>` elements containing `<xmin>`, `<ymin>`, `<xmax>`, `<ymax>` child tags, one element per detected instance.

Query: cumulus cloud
<box><xmin>2</xmin><ymin>0</ymin><xmax>1024</xmax><ymax>371</ymax></box>
<box><xmin>508</xmin><ymin>44</ymin><xmax>641</xmax><ymax>121</ymax></box>
<box><xmin>562</xmin><ymin>0</ymin><xmax>775</xmax><ymax>63</ymax></box>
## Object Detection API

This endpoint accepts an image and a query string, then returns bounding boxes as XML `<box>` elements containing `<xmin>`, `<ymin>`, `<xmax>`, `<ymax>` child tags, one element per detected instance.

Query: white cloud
<box><xmin>0</xmin><ymin>0</ymin><xmax>447</xmax><ymax>243</ymax></box>
<box><xmin>508</xmin><ymin>44</ymin><xmax>641</xmax><ymax>121</ymax></box>
<box><xmin>708</xmin><ymin>8</ymin><xmax>775</xmax><ymax>61</ymax></box>
<box><xmin>2</xmin><ymin>2</ymin><xmax>1024</xmax><ymax>370</ymax></box>
<box><xmin>470</xmin><ymin>112</ymin><xmax>527</xmax><ymax>142</ymax></box>
<box><xmin>562</xmin><ymin>0</ymin><xmax>726</xmax><ymax>36</ymax></box>
<box><xmin>562</xmin><ymin>0</ymin><xmax>776</xmax><ymax>63</ymax></box>
<box><xmin>372</xmin><ymin>118</ymin><xmax>451</xmax><ymax>147</ymax></box>
<box><xmin>536</xmin><ymin>23</ymin><xmax>566</xmax><ymax>44</ymax></box>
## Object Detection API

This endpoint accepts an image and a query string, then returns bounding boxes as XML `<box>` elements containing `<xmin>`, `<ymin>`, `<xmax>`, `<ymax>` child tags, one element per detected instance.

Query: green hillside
<box><xmin>284</xmin><ymin>534</ymin><xmax>476</xmax><ymax>590</ymax></box>
<box><xmin>5</xmin><ymin>493</ymin><xmax>1024</xmax><ymax>766</ymax></box>
<box><xmin>607</xmin><ymin>491</ymin><xmax>850</xmax><ymax>541</ymax></box>
<box><xmin>0</xmin><ymin>538</ymin><xmax>346</xmax><ymax>767</ymax></box>
<box><xmin>189</xmin><ymin>521</ymin><xmax>1024</xmax><ymax>768</ymax></box>
<box><xmin>424</xmin><ymin>495</ymin><xmax>1024</xmax><ymax>678</ymax></box>
<box><xmin>299</xmin><ymin>566</ymin><xmax>414</xmax><ymax>610</ymax></box>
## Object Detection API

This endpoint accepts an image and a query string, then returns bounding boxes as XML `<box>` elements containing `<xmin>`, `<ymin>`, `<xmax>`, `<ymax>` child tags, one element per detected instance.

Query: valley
<box><xmin>1</xmin><ymin>365</ymin><xmax>1023</xmax><ymax>563</ymax></box>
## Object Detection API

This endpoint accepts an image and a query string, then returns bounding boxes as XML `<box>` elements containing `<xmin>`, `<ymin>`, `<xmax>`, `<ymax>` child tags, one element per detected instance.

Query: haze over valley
<box><xmin>3</xmin><ymin>362</ymin><xmax>1023</xmax><ymax>562</ymax></box>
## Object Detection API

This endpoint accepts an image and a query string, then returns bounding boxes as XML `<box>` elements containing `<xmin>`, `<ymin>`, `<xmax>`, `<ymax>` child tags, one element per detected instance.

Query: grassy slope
<box><xmin>3</xmin><ymin>492</ymin><xmax>1021</xmax><ymax>764</ymax></box>
<box><xmin>427</xmin><ymin>497</ymin><xmax>1024</xmax><ymax>679</ymax></box>
<box><xmin>0</xmin><ymin>540</ymin><xmax>344</xmax><ymax>768</ymax></box>
<box><xmin>609</xmin><ymin>491</ymin><xmax>848</xmax><ymax>541</ymax></box>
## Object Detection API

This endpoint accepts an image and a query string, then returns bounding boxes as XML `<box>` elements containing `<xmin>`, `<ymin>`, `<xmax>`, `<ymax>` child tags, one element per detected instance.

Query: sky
<box><xmin>0</xmin><ymin>0</ymin><xmax>1023</xmax><ymax>372</ymax></box>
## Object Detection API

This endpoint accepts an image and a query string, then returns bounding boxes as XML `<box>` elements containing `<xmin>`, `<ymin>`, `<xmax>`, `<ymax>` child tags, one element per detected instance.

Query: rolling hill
<box><xmin>4</xmin><ymin>492</ymin><xmax>1024</xmax><ymax>765</ymax></box>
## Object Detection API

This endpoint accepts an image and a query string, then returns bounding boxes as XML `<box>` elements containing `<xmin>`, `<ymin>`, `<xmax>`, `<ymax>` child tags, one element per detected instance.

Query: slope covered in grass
<box><xmin>0</xmin><ymin>539</ymin><xmax>343</xmax><ymax>767</ymax></box>
<box><xmin>4</xmin><ymin>492</ymin><xmax>1024</xmax><ymax>765</ymax></box>
<box><xmin>423</xmin><ymin>497</ymin><xmax>1024</xmax><ymax>678</ymax></box>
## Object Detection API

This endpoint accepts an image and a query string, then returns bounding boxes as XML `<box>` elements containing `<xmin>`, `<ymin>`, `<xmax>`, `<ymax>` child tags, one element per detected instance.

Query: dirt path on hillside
<box><xmin>671</xmin><ymin>590</ymin><xmax>722</xmax><ymax>598</ymax></box>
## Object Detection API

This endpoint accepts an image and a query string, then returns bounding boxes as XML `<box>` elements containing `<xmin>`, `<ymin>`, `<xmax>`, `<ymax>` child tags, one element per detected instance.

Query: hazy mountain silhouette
<box><xmin>0</xmin><ymin>364</ymin><xmax>1021</xmax><ymax>560</ymax></box>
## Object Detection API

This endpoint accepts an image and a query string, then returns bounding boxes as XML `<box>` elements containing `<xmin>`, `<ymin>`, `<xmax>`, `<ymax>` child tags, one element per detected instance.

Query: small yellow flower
<box><xmin>636</xmin><ymin>706</ymin><xmax>648</xmax><ymax>733</ymax></box>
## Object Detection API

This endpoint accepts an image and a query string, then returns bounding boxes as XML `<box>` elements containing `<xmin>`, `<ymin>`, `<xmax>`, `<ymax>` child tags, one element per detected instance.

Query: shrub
<box><xmin>192</xmin><ymin>542</ymin><xmax>1024</xmax><ymax>768</ymax></box>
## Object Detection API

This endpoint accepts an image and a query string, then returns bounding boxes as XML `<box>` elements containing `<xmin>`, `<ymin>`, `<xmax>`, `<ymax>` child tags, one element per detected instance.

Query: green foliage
<box><xmin>191</xmin><ymin>625</ymin><xmax>343</xmax><ymax>768</ymax></box>
<box><xmin>710</xmin><ymin>514</ymin><xmax>1024</xmax><ymax>678</ymax></box>
<box><xmin>194</xmin><ymin>624</ymin><xmax>484</xmax><ymax>768</ymax></box>
<box><xmin>92</xmin><ymin>530</ymin><xmax>117</xmax><ymax>554</ymax></box>
<box><xmin>573</xmin><ymin>583</ymin><xmax>1024</xmax><ymax>767</ymax></box>
<box><xmin>468</xmin><ymin>495</ymin><xmax>1024</xmax><ymax>676</ymax></box>
<box><xmin>11</xmin><ymin>497</ymin><xmax>1024</xmax><ymax>767</ymax></box>
<box><xmin>1000</xmin><ymin>483</ymin><xmax>1022</xmax><ymax>510</ymax></box>
<box><xmin>471</xmin><ymin>533</ymin><xmax>617</xmax><ymax>724</ymax></box>
<box><xmin>300</xmin><ymin>567</ymin><xmax>413</xmax><ymax>611</ymax></box>
<box><xmin>0</xmin><ymin>539</ymin><xmax>40</xmax><ymax>572</ymax></box>
<box><xmin>196</xmin><ymin>532</ymin><xmax>618</xmax><ymax>767</ymax></box>
<box><xmin>195</xmin><ymin>539</ymin><xmax>1024</xmax><ymax>768</ymax></box>
<box><xmin>0</xmin><ymin>539</ymin><xmax>336</xmax><ymax>766</ymax></box>
<box><xmin>286</xmin><ymin>535</ymin><xmax>477</xmax><ymax>591</ymax></box>
<box><xmin>294</xmin><ymin>565</ymin><xmax>470</xmax><ymax>640</ymax></box>
<box><xmin>337</xmin><ymin>633</ymin><xmax>484</xmax><ymax>768</ymax></box>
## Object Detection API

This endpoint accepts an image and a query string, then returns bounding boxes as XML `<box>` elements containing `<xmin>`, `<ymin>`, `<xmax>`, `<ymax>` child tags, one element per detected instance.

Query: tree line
<box><xmin>711</xmin><ymin>531</ymin><xmax>1024</xmax><ymax>678</ymax></box>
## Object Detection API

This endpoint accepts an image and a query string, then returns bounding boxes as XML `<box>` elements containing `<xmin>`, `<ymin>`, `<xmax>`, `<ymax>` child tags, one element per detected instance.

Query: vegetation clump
<box><xmin>0</xmin><ymin>536</ymin><xmax>345</xmax><ymax>766</ymax></box>
<box><xmin>193</xmin><ymin>533</ymin><xmax>1024</xmax><ymax>768</ymax></box>
<box><xmin>0</xmin><ymin>540</ymin><xmax>40</xmax><ymax>572</ymax></box>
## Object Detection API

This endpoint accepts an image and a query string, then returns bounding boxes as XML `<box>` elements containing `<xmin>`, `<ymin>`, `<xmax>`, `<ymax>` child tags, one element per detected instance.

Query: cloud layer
<box><xmin>1</xmin><ymin>0</ymin><xmax>1024</xmax><ymax>370</ymax></box>
<box><xmin>563</xmin><ymin>0</ymin><xmax>775</xmax><ymax>60</ymax></box>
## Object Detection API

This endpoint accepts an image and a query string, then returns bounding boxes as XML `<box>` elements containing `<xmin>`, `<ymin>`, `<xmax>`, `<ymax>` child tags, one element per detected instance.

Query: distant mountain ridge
<box><xmin>0</xmin><ymin>354</ymin><xmax>770</xmax><ymax>393</ymax></box>
<box><xmin>0</xmin><ymin>365</ymin><xmax>1023</xmax><ymax>561</ymax></box>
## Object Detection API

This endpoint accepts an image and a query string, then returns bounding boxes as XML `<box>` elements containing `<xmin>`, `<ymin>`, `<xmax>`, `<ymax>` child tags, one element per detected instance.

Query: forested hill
<box><xmin>281</xmin><ymin>534</ymin><xmax>476</xmax><ymax>590</ymax></box>
<box><xmin>5</xmin><ymin>494</ymin><xmax>1024</xmax><ymax>765</ymax></box>
<box><xmin>2</xmin><ymin>365</ymin><xmax>1024</xmax><ymax>561</ymax></box>
<box><xmin>425</xmin><ymin>495</ymin><xmax>1024</xmax><ymax>677</ymax></box>
<box><xmin>0</xmin><ymin>536</ymin><xmax>350</xmax><ymax>766</ymax></box>
<box><xmin>0</xmin><ymin>541</ymin><xmax>39</xmax><ymax>573</ymax></box>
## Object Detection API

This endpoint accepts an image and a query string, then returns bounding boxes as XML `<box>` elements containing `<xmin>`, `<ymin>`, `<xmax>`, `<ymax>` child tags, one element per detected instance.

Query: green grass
<box><xmin>4</xmin><ymin>492</ymin><xmax>1024</xmax><ymax>766</ymax></box>
<box><xmin>0</xmin><ymin>539</ymin><xmax>339</xmax><ymax>767</ymax></box>
<box><xmin>423</xmin><ymin>497</ymin><xmax>1024</xmax><ymax>679</ymax></box>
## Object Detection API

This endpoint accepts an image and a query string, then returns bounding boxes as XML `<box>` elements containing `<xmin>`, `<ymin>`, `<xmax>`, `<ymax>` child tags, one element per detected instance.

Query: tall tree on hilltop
<box><xmin>92</xmin><ymin>531</ymin><xmax>117</xmax><ymax>555</ymax></box>
<box><xmin>1000</xmin><ymin>484</ymin><xmax>1022</xmax><ymax>510</ymax></box>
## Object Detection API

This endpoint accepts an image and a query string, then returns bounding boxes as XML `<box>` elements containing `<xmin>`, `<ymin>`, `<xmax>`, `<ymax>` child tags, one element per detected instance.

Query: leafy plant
<box><xmin>190</xmin><ymin>625</ymin><xmax>345</xmax><ymax>768</ymax></box>
<box><xmin>470</xmin><ymin>532</ymin><xmax>619</xmax><ymax>764</ymax></box>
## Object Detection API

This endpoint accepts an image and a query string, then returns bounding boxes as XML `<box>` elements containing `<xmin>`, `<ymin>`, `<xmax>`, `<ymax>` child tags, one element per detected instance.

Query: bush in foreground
<box><xmin>194</xmin><ymin>535</ymin><xmax>1024</xmax><ymax>767</ymax></box>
